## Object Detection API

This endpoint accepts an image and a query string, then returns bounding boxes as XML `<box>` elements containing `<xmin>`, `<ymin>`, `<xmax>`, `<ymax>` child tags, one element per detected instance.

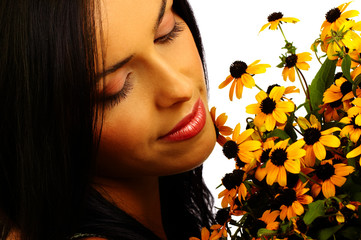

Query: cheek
<box><xmin>95</xmin><ymin>107</ymin><xmax>155</xmax><ymax>176</ymax></box>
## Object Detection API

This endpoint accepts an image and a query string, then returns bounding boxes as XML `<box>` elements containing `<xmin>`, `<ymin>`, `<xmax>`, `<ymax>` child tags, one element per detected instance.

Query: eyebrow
<box><xmin>99</xmin><ymin>0</ymin><xmax>167</xmax><ymax>80</ymax></box>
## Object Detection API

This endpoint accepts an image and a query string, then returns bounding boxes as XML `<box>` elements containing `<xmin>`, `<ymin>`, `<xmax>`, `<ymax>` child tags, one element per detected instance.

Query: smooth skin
<box><xmin>92</xmin><ymin>0</ymin><xmax>216</xmax><ymax>239</ymax></box>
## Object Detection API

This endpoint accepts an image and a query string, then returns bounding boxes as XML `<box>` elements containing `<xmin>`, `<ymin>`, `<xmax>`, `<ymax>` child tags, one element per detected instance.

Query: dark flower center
<box><xmin>329</xmin><ymin>99</ymin><xmax>342</xmax><ymax>108</ymax></box>
<box><xmin>350</xmin><ymin>115</ymin><xmax>361</xmax><ymax>129</ymax></box>
<box><xmin>260</xmin><ymin>148</ymin><xmax>272</xmax><ymax>163</ymax></box>
<box><xmin>266</xmin><ymin>84</ymin><xmax>280</xmax><ymax>95</ymax></box>
<box><xmin>340</xmin><ymin>81</ymin><xmax>352</xmax><ymax>96</ymax></box>
<box><xmin>215</xmin><ymin>208</ymin><xmax>230</xmax><ymax>225</ymax></box>
<box><xmin>230</xmin><ymin>61</ymin><xmax>248</xmax><ymax>78</ymax></box>
<box><xmin>326</xmin><ymin>8</ymin><xmax>341</xmax><ymax>23</ymax></box>
<box><xmin>276</xmin><ymin>188</ymin><xmax>297</xmax><ymax>206</ymax></box>
<box><xmin>260</xmin><ymin>97</ymin><xmax>276</xmax><ymax>114</ymax></box>
<box><xmin>222</xmin><ymin>140</ymin><xmax>239</xmax><ymax>159</ymax></box>
<box><xmin>304</xmin><ymin>127</ymin><xmax>321</xmax><ymax>145</ymax></box>
<box><xmin>236</xmin><ymin>156</ymin><xmax>246</xmax><ymax>168</ymax></box>
<box><xmin>222</xmin><ymin>169</ymin><xmax>245</xmax><ymax>190</ymax></box>
<box><xmin>268</xmin><ymin>12</ymin><xmax>284</xmax><ymax>22</ymax></box>
<box><xmin>315</xmin><ymin>163</ymin><xmax>335</xmax><ymax>181</ymax></box>
<box><xmin>222</xmin><ymin>173</ymin><xmax>235</xmax><ymax>190</ymax></box>
<box><xmin>270</xmin><ymin>148</ymin><xmax>288</xmax><ymax>166</ymax></box>
<box><xmin>285</xmin><ymin>54</ymin><xmax>298</xmax><ymax>68</ymax></box>
<box><xmin>334</xmin><ymin>72</ymin><xmax>343</xmax><ymax>80</ymax></box>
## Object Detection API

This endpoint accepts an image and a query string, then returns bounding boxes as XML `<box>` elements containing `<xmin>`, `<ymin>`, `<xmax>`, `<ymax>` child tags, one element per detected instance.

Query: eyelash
<box><xmin>154</xmin><ymin>21</ymin><xmax>184</xmax><ymax>44</ymax></box>
<box><xmin>103</xmin><ymin>21</ymin><xmax>185</xmax><ymax>108</ymax></box>
<box><xmin>103</xmin><ymin>74</ymin><xmax>133</xmax><ymax>108</ymax></box>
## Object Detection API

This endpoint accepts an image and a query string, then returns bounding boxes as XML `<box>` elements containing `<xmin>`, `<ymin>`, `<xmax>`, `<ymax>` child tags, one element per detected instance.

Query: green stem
<box><xmin>299</xmin><ymin>172</ymin><xmax>321</xmax><ymax>186</ymax></box>
<box><xmin>315</xmin><ymin>50</ymin><xmax>323</xmax><ymax>65</ymax></box>
<box><xmin>296</xmin><ymin>67</ymin><xmax>312</xmax><ymax>112</ymax></box>
<box><xmin>278</xmin><ymin>24</ymin><xmax>287</xmax><ymax>42</ymax></box>
<box><xmin>255</xmin><ymin>84</ymin><xmax>264</xmax><ymax>92</ymax></box>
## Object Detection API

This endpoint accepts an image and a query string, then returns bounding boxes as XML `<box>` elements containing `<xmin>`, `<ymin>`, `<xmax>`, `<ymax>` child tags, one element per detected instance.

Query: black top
<box><xmin>70</xmin><ymin>189</ymin><xmax>162</xmax><ymax>240</ymax></box>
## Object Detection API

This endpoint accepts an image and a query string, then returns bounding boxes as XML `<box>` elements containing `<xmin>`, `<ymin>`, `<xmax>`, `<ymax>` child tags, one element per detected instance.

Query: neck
<box><xmin>93</xmin><ymin>176</ymin><xmax>167</xmax><ymax>240</ymax></box>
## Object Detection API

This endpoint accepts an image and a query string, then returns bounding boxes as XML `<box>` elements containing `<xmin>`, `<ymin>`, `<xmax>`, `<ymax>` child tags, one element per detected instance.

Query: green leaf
<box><xmin>339</xmin><ymin>226</ymin><xmax>361</xmax><ymax>239</ymax></box>
<box><xmin>284</xmin><ymin>113</ymin><xmax>297</xmax><ymax>143</ymax></box>
<box><xmin>352</xmin><ymin>73</ymin><xmax>361</xmax><ymax>97</ymax></box>
<box><xmin>341</xmin><ymin>54</ymin><xmax>352</xmax><ymax>82</ymax></box>
<box><xmin>318</xmin><ymin>224</ymin><xmax>344</xmax><ymax>240</ymax></box>
<box><xmin>308</xmin><ymin>59</ymin><xmax>337</xmax><ymax>112</ymax></box>
<box><xmin>267</xmin><ymin>129</ymin><xmax>291</xmax><ymax>141</ymax></box>
<box><xmin>303</xmin><ymin>200</ymin><xmax>326</xmax><ymax>225</ymax></box>
<box><xmin>257</xmin><ymin>228</ymin><xmax>277</xmax><ymax>237</ymax></box>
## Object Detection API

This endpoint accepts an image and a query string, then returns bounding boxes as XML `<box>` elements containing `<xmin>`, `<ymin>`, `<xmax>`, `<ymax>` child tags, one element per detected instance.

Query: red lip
<box><xmin>161</xmin><ymin>99</ymin><xmax>207</xmax><ymax>142</ymax></box>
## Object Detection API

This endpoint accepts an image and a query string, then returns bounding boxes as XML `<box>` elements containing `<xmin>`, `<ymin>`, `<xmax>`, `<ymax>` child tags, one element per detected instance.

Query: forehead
<box><xmin>98</xmin><ymin>0</ymin><xmax>163</xmax><ymax>66</ymax></box>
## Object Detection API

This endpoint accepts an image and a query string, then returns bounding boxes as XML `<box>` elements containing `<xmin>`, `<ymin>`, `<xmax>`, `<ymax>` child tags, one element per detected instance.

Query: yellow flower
<box><xmin>222</xmin><ymin>123</ymin><xmax>261</xmax><ymax>164</ymax></box>
<box><xmin>254</xmin><ymin>139</ymin><xmax>274</xmax><ymax>182</ymax></box>
<box><xmin>340</xmin><ymin>113</ymin><xmax>361</xmax><ymax>143</ymax></box>
<box><xmin>258</xmin><ymin>210</ymin><xmax>280</xmax><ymax>231</ymax></box>
<box><xmin>259</xmin><ymin>12</ymin><xmax>299</xmax><ymax>33</ymax></box>
<box><xmin>297</xmin><ymin>115</ymin><xmax>341</xmax><ymax>167</ymax></box>
<box><xmin>265</xmin><ymin>139</ymin><xmax>305</xmax><ymax>187</ymax></box>
<box><xmin>326</xmin><ymin>20</ymin><xmax>361</xmax><ymax>60</ymax></box>
<box><xmin>246</xmin><ymin>86</ymin><xmax>295</xmax><ymax>131</ymax></box>
<box><xmin>320</xmin><ymin>2</ymin><xmax>359</xmax><ymax>41</ymax></box>
<box><xmin>277</xmin><ymin>180</ymin><xmax>313</xmax><ymax>220</ymax></box>
<box><xmin>318</xmin><ymin>99</ymin><xmax>349</xmax><ymax>123</ymax></box>
<box><xmin>219</xmin><ymin>60</ymin><xmax>270</xmax><ymax>101</ymax></box>
<box><xmin>323</xmin><ymin>76</ymin><xmax>355</xmax><ymax>104</ymax></box>
<box><xmin>311</xmin><ymin>160</ymin><xmax>354</xmax><ymax>198</ymax></box>
<box><xmin>210</xmin><ymin>107</ymin><xmax>233</xmax><ymax>146</ymax></box>
<box><xmin>282</xmin><ymin>52</ymin><xmax>312</xmax><ymax>82</ymax></box>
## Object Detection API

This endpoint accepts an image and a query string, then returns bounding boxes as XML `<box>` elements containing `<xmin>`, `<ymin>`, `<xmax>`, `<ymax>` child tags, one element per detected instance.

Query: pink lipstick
<box><xmin>162</xmin><ymin>99</ymin><xmax>207</xmax><ymax>142</ymax></box>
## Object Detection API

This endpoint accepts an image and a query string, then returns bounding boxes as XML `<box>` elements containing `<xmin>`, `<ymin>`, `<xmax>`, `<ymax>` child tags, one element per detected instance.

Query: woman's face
<box><xmin>96</xmin><ymin>0</ymin><xmax>216</xmax><ymax>178</ymax></box>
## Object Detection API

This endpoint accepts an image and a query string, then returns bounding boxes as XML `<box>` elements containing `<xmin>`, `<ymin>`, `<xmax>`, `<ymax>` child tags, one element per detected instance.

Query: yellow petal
<box><xmin>229</xmin><ymin>79</ymin><xmax>236</xmax><ymax>101</ymax></box>
<box><xmin>313</xmin><ymin>141</ymin><xmax>326</xmax><ymax>160</ymax></box>
<box><xmin>247</xmin><ymin>64</ymin><xmax>271</xmax><ymax>75</ymax></box>
<box><xmin>330</xmin><ymin>175</ymin><xmax>346</xmax><ymax>187</ymax></box>
<box><xmin>270</xmin><ymin>86</ymin><xmax>285</xmax><ymax>101</ymax></box>
<box><xmin>272</xmin><ymin>109</ymin><xmax>287</xmax><ymax>123</ymax></box>
<box><xmin>276</xmin><ymin>101</ymin><xmax>294</xmax><ymax>112</ymax></box>
<box><xmin>319</xmin><ymin>135</ymin><xmax>340</xmax><ymax>148</ymax></box>
<box><xmin>235</xmin><ymin>79</ymin><xmax>244</xmax><ymax>99</ymax></box>
<box><xmin>297</xmin><ymin>52</ymin><xmax>312</xmax><ymax>62</ymax></box>
<box><xmin>232</xmin><ymin>123</ymin><xmax>241</xmax><ymax>139</ymax></box>
<box><xmin>256</xmin><ymin>90</ymin><xmax>268</xmax><ymax>103</ymax></box>
<box><xmin>266</xmin><ymin>164</ymin><xmax>279</xmax><ymax>185</ymax></box>
<box><xmin>219</xmin><ymin>75</ymin><xmax>233</xmax><ymax>89</ymax></box>
<box><xmin>334</xmin><ymin>164</ymin><xmax>354</xmax><ymax>176</ymax></box>
<box><xmin>265</xmin><ymin>114</ymin><xmax>276</xmax><ymax>131</ymax></box>
<box><xmin>297</xmin><ymin>116</ymin><xmax>311</xmax><ymax>130</ymax></box>
<box><xmin>277</xmin><ymin>166</ymin><xmax>287</xmax><ymax>186</ymax></box>
<box><xmin>292</xmin><ymin>201</ymin><xmax>304</xmax><ymax>215</ymax></box>
<box><xmin>322</xmin><ymin>180</ymin><xmax>336</xmax><ymax>198</ymax></box>
<box><xmin>259</xmin><ymin>22</ymin><xmax>271</xmax><ymax>33</ymax></box>
<box><xmin>321</xmin><ymin>127</ymin><xmax>341</xmax><ymax>135</ymax></box>
<box><xmin>346</xmin><ymin>145</ymin><xmax>361</xmax><ymax>158</ymax></box>
<box><xmin>241</xmin><ymin>74</ymin><xmax>255</xmax><ymax>89</ymax></box>
<box><xmin>284</xmin><ymin>159</ymin><xmax>301</xmax><ymax>174</ymax></box>
<box><xmin>246</xmin><ymin>103</ymin><xmax>261</xmax><ymax>115</ymax></box>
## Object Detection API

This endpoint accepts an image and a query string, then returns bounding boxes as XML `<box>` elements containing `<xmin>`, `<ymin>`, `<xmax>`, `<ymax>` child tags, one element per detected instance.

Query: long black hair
<box><xmin>0</xmin><ymin>0</ymin><xmax>214</xmax><ymax>240</ymax></box>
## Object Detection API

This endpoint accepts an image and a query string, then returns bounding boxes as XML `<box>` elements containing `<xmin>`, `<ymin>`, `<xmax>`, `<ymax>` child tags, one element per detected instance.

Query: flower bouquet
<box><xmin>192</xmin><ymin>2</ymin><xmax>361</xmax><ymax>240</ymax></box>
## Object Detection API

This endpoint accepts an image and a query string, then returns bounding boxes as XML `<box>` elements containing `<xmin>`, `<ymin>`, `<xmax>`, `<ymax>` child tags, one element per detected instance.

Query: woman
<box><xmin>0</xmin><ymin>0</ymin><xmax>216</xmax><ymax>240</ymax></box>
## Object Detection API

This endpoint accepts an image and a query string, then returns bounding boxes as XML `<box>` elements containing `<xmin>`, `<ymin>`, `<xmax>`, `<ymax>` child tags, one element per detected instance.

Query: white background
<box><xmin>187</xmin><ymin>0</ymin><xmax>360</xmax><ymax>208</ymax></box>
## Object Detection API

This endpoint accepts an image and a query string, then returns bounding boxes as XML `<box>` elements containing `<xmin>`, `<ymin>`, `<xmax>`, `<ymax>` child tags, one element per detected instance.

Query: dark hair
<box><xmin>0</xmin><ymin>0</ymin><xmax>214</xmax><ymax>240</ymax></box>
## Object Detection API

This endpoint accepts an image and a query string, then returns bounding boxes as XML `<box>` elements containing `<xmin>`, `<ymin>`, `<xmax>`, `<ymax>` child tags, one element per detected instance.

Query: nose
<box><xmin>147</xmin><ymin>53</ymin><xmax>193</xmax><ymax>108</ymax></box>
